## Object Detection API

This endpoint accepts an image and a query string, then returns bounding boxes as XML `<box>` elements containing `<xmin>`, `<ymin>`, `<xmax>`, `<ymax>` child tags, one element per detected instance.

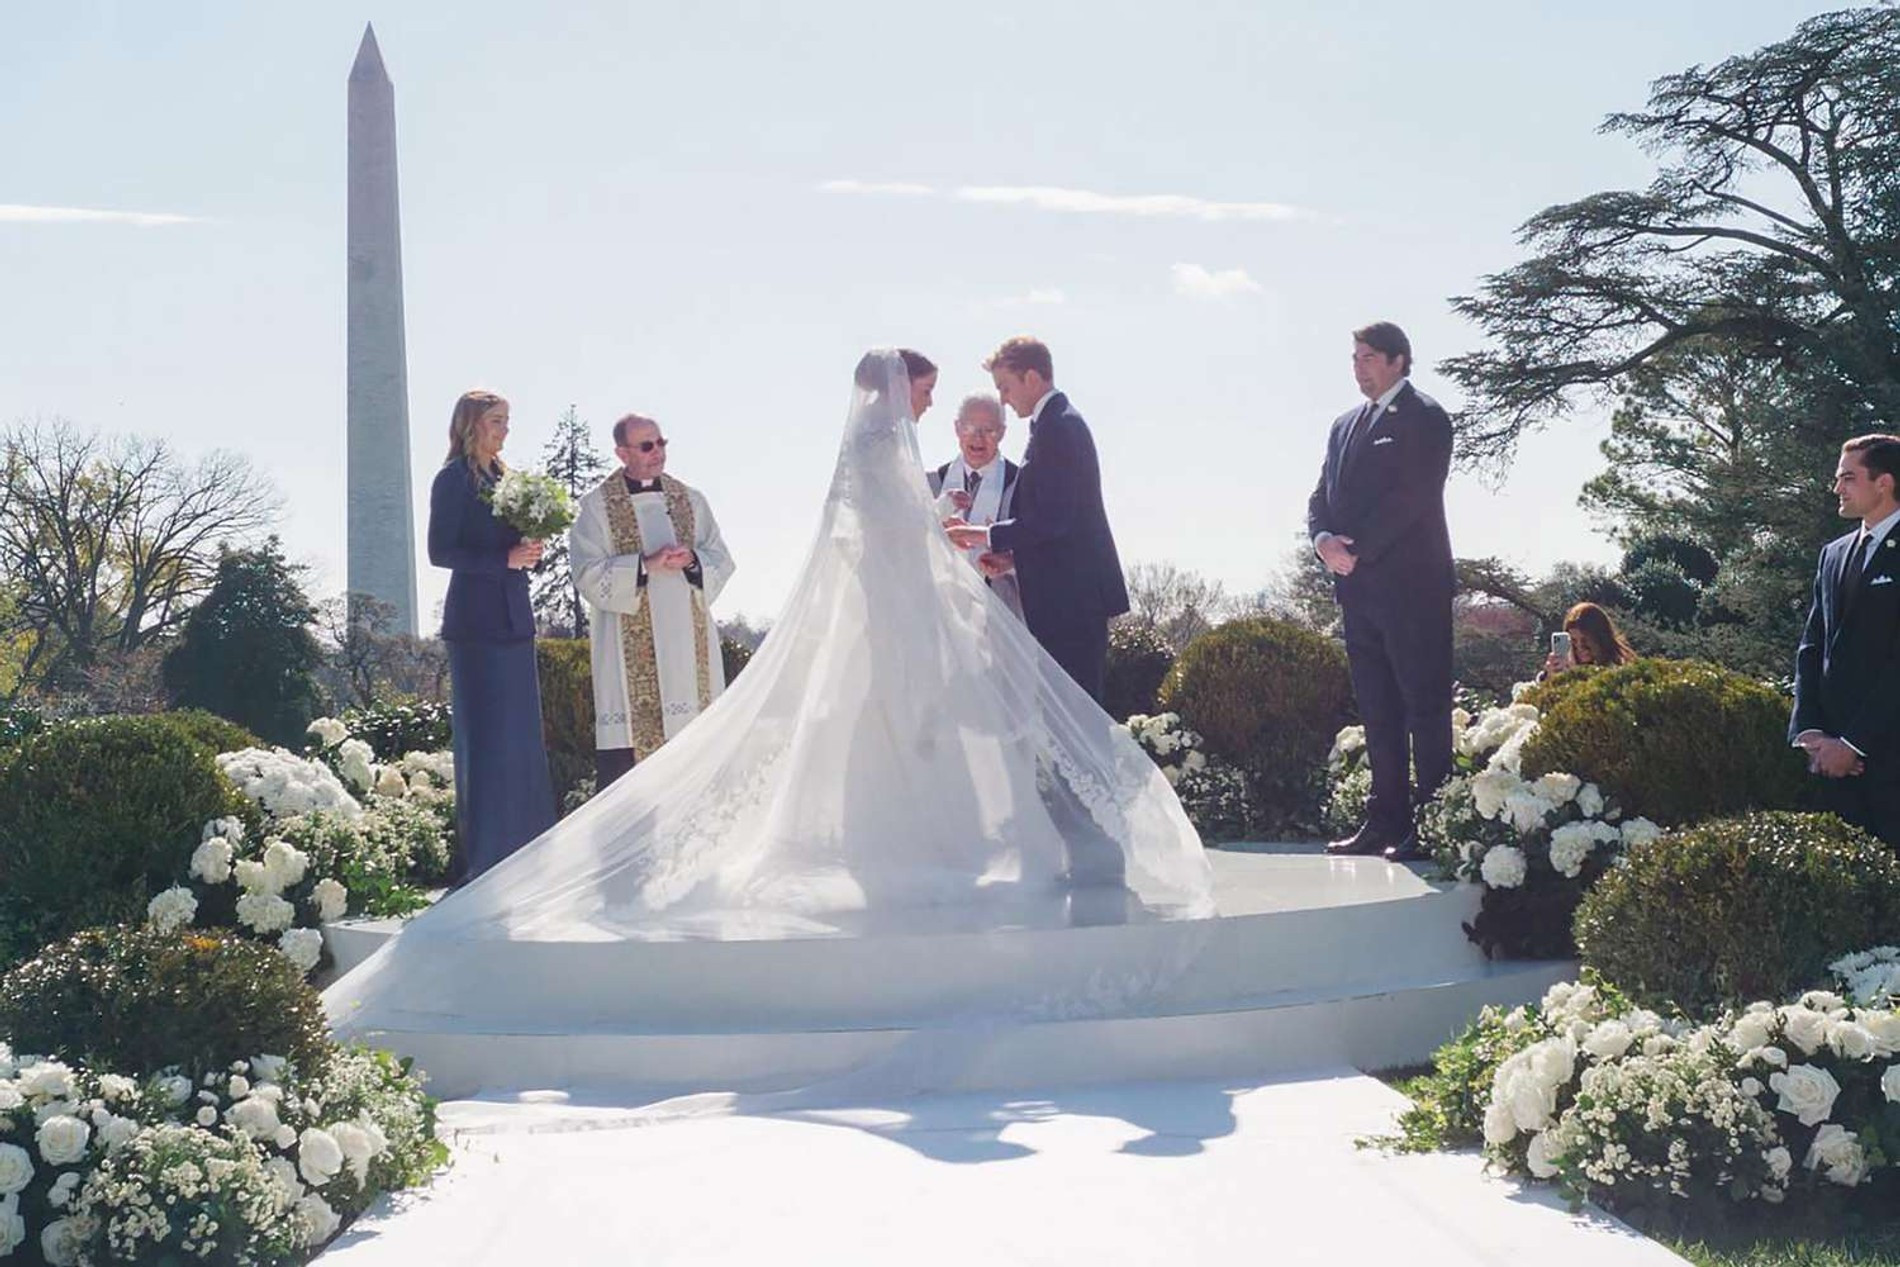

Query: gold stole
<box><xmin>599</xmin><ymin>474</ymin><xmax>715</xmax><ymax>758</ymax></box>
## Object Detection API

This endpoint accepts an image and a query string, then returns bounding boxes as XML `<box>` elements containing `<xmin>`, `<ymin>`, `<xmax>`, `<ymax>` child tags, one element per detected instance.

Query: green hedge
<box><xmin>342</xmin><ymin>696</ymin><xmax>452</xmax><ymax>759</ymax></box>
<box><xmin>1575</xmin><ymin>811</ymin><xmax>1900</xmax><ymax>1016</ymax></box>
<box><xmin>536</xmin><ymin>638</ymin><xmax>596</xmax><ymax>809</ymax></box>
<box><xmin>0</xmin><ymin>925</ymin><xmax>331</xmax><ymax>1079</ymax></box>
<box><xmin>0</xmin><ymin>715</ymin><xmax>252</xmax><ymax>967</ymax></box>
<box><xmin>1160</xmin><ymin>617</ymin><xmax>1353</xmax><ymax>832</ymax></box>
<box><xmin>1104</xmin><ymin>621</ymin><xmax>1175</xmax><ymax>722</ymax></box>
<box><xmin>1518</xmin><ymin>658</ymin><xmax>1804</xmax><ymax>826</ymax></box>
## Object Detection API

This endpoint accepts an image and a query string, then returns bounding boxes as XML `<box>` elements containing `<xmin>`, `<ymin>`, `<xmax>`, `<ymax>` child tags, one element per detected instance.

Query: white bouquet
<box><xmin>482</xmin><ymin>470</ymin><xmax>575</xmax><ymax>539</ymax></box>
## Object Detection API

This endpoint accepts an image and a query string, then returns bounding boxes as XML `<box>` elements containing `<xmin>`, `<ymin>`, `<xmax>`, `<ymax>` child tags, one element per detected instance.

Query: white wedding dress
<box><xmin>324</xmin><ymin>351</ymin><xmax>1213</xmax><ymax>1036</ymax></box>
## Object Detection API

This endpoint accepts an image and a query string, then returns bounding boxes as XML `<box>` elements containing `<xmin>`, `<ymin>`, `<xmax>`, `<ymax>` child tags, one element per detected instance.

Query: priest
<box><xmin>928</xmin><ymin>392</ymin><xmax>1024</xmax><ymax>621</ymax></box>
<box><xmin>570</xmin><ymin>413</ymin><xmax>736</xmax><ymax>790</ymax></box>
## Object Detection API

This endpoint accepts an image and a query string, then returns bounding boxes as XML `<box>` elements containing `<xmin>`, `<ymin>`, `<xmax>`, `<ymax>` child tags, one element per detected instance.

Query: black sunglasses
<box><xmin>626</xmin><ymin>437</ymin><xmax>668</xmax><ymax>453</ymax></box>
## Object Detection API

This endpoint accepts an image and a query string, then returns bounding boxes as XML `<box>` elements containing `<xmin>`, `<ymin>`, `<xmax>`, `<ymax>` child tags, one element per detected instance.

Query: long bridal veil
<box><xmin>325</xmin><ymin>351</ymin><xmax>1213</xmax><ymax>1030</ymax></box>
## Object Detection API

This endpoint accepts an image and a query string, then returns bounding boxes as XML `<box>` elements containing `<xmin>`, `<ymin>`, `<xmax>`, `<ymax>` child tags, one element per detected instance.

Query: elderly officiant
<box><xmin>930</xmin><ymin>393</ymin><xmax>1025</xmax><ymax>621</ymax></box>
<box><xmin>570</xmin><ymin>413</ymin><xmax>736</xmax><ymax>790</ymax></box>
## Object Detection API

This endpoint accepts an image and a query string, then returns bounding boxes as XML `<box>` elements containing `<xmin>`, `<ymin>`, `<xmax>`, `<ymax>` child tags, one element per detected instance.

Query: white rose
<box><xmin>96</xmin><ymin>1074</ymin><xmax>135</xmax><ymax>1102</ymax></box>
<box><xmin>1547</xmin><ymin>823</ymin><xmax>1595</xmax><ymax>879</ymax></box>
<box><xmin>278</xmin><ymin>928</ymin><xmax>324</xmax><ymax>974</ymax></box>
<box><xmin>0</xmin><ymin>1198</ymin><xmax>23</xmax><ymax>1259</ymax></box>
<box><xmin>156</xmin><ymin>1074</ymin><xmax>192</xmax><ymax>1106</ymax></box>
<box><xmin>1804</xmin><ymin>1122</ymin><xmax>1869</xmax><ymax>1187</ymax></box>
<box><xmin>331</xmin><ymin>1121</ymin><xmax>377</xmax><ymax>1184</ymax></box>
<box><xmin>1728</xmin><ymin>1010</ymin><xmax>1776</xmax><ymax>1054</ymax></box>
<box><xmin>0</xmin><ymin>1143</ymin><xmax>32</xmax><ymax>1197</ymax></box>
<box><xmin>17</xmin><ymin>1061</ymin><xmax>75</xmax><ymax>1101</ymax></box>
<box><xmin>1769</xmin><ymin>1064</ymin><xmax>1842</xmax><ymax>1126</ymax></box>
<box><xmin>1859</xmin><ymin>1011</ymin><xmax>1900</xmax><ymax>1057</ymax></box>
<box><xmin>1532</xmin><ymin>773</ymin><xmax>1581</xmax><ymax>805</ymax></box>
<box><xmin>298</xmin><ymin>1127</ymin><xmax>344</xmax><ymax>1186</ymax></box>
<box><xmin>196</xmin><ymin>1105</ymin><xmax>218</xmax><ymax>1127</ymax></box>
<box><xmin>1828</xmin><ymin>1020</ymin><xmax>1878</xmax><ymax>1062</ymax></box>
<box><xmin>146</xmin><ymin>885</ymin><xmax>198</xmax><ymax>934</ymax></box>
<box><xmin>1525</xmin><ymin>1130</ymin><xmax>1562</xmax><ymax>1179</ymax></box>
<box><xmin>1765</xmin><ymin>1145</ymin><xmax>1793</xmax><ymax>1181</ymax></box>
<box><xmin>295</xmin><ymin>1192</ymin><xmax>342</xmax><ymax>1247</ymax></box>
<box><xmin>1882</xmin><ymin>1063</ymin><xmax>1900</xmax><ymax>1104</ymax></box>
<box><xmin>1482</xmin><ymin>1097</ymin><xmax>1518</xmax><ymax>1145</ymax></box>
<box><xmin>228</xmin><ymin>1095</ymin><xmax>282</xmax><ymax>1141</ymax></box>
<box><xmin>189</xmin><ymin>836</ymin><xmax>235</xmax><ymax>883</ymax></box>
<box><xmin>35</xmin><ymin>1115</ymin><xmax>91</xmax><ymax>1166</ymax></box>
<box><xmin>1778</xmin><ymin>1005</ymin><xmax>1830</xmax><ymax>1055</ymax></box>
<box><xmin>94</xmin><ymin>1113</ymin><xmax>138</xmax><ymax>1152</ymax></box>
<box><xmin>40</xmin><ymin>1215</ymin><xmax>85</xmax><ymax>1267</ymax></box>
<box><xmin>1480</xmin><ymin>846</ymin><xmax>1528</xmax><ymax>889</ymax></box>
<box><xmin>47</xmin><ymin>1170</ymin><xmax>80</xmax><ymax>1210</ymax></box>
<box><xmin>0</xmin><ymin>1084</ymin><xmax>19</xmax><ymax>1112</ymax></box>
<box><xmin>1582</xmin><ymin>1020</ymin><xmax>1635</xmax><ymax>1062</ymax></box>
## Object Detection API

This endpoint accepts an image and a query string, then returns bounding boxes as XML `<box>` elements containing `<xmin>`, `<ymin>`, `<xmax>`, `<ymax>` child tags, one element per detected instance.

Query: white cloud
<box><xmin>0</xmin><ymin>204</ymin><xmax>201</xmax><ymax>226</ymax></box>
<box><xmin>818</xmin><ymin>179</ymin><xmax>935</xmax><ymax>197</ymax></box>
<box><xmin>1171</xmin><ymin>262</ymin><xmax>1263</xmax><ymax>299</ymax></box>
<box><xmin>956</xmin><ymin>185</ymin><xmax>1307</xmax><ymax>222</ymax></box>
<box><xmin>819</xmin><ymin>180</ymin><xmax>1309</xmax><ymax>223</ymax></box>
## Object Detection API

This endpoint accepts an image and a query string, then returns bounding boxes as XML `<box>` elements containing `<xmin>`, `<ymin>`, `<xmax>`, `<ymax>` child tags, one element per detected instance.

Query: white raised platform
<box><xmin>324</xmin><ymin>850</ymin><xmax>1572</xmax><ymax>1099</ymax></box>
<box><xmin>319</xmin><ymin>1070</ymin><xmax>1684</xmax><ymax>1267</ymax></box>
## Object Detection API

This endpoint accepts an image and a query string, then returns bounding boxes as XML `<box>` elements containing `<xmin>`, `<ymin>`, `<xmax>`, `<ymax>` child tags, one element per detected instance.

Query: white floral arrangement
<box><xmin>305</xmin><ymin>718</ymin><xmax>455</xmax><ymax>808</ymax></box>
<box><xmin>0</xmin><ymin>1043</ymin><xmax>437</xmax><ymax>1264</ymax></box>
<box><xmin>481</xmin><ymin>469</ymin><xmax>576</xmax><ymax>539</ymax></box>
<box><xmin>218</xmin><ymin>748</ymin><xmax>363</xmax><ymax>822</ymax></box>
<box><xmin>148</xmin><ymin>817</ymin><xmax>343</xmax><ymax>978</ymax></box>
<box><xmin>1832</xmin><ymin>946</ymin><xmax>1900</xmax><ymax>1009</ymax></box>
<box><xmin>1121</xmin><ymin>713</ymin><xmax>1209</xmax><ymax>786</ymax></box>
<box><xmin>1462</xmin><ymin>966</ymin><xmax>1900</xmax><ymax>1215</ymax></box>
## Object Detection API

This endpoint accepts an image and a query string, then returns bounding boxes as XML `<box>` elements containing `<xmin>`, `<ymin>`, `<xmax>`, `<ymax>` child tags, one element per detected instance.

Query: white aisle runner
<box><xmin>320</xmin><ymin>1071</ymin><xmax>1685</xmax><ymax>1267</ymax></box>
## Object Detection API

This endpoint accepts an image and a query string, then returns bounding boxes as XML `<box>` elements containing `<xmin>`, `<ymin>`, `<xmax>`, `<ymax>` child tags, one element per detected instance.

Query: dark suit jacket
<box><xmin>1305</xmin><ymin>380</ymin><xmax>1455</xmax><ymax>605</ymax></box>
<box><xmin>428</xmin><ymin>461</ymin><xmax>535</xmax><ymax>643</ymax></box>
<box><xmin>1791</xmin><ymin>525</ymin><xmax>1900</xmax><ymax>758</ymax></box>
<box><xmin>988</xmin><ymin>393</ymin><xmax>1129</xmax><ymax>633</ymax></box>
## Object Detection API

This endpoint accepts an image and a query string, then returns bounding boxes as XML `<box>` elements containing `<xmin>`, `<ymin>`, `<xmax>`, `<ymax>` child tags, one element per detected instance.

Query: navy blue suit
<box><xmin>1791</xmin><ymin>525</ymin><xmax>1900</xmax><ymax>844</ymax></box>
<box><xmin>989</xmin><ymin>393</ymin><xmax>1130</xmax><ymax>703</ymax></box>
<box><xmin>1306</xmin><ymin>381</ymin><xmax>1456</xmax><ymax>838</ymax></box>
<box><xmin>427</xmin><ymin>461</ymin><xmax>554</xmax><ymax>879</ymax></box>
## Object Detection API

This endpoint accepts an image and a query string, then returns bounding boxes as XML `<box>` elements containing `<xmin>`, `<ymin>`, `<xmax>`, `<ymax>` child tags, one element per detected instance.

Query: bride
<box><xmin>324</xmin><ymin>351</ymin><xmax>1213</xmax><ymax>1031</ymax></box>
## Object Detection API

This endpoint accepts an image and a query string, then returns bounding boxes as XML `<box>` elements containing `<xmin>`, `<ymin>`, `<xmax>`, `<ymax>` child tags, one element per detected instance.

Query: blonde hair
<box><xmin>445</xmin><ymin>390</ymin><xmax>508</xmax><ymax>477</ymax></box>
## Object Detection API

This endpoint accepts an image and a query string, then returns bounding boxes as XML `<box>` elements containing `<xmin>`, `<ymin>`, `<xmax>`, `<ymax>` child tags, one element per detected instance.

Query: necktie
<box><xmin>1341</xmin><ymin>402</ymin><xmax>1377</xmax><ymax>477</ymax></box>
<box><xmin>1842</xmin><ymin>530</ymin><xmax>1876</xmax><ymax>614</ymax></box>
<box><xmin>964</xmin><ymin>469</ymin><xmax>982</xmax><ymax>494</ymax></box>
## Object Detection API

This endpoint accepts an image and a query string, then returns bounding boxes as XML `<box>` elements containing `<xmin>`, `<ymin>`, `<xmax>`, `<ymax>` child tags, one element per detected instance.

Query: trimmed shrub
<box><xmin>1105</xmin><ymin>621</ymin><xmax>1176</xmax><ymax>721</ymax></box>
<box><xmin>0</xmin><ymin>925</ymin><xmax>331</xmax><ymax>1078</ymax></box>
<box><xmin>1518</xmin><ymin>658</ymin><xmax>1804</xmax><ymax>826</ymax></box>
<box><xmin>0</xmin><ymin>715</ymin><xmax>251</xmax><ymax>967</ymax></box>
<box><xmin>1159</xmin><ymin>617</ymin><xmax>1353</xmax><ymax>832</ymax></box>
<box><xmin>536</xmin><ymin>637</ymin><xmax>596</xmax><ymax>809</ymax></box>
<box><xmin>160</xmin><ymin>707</ymin><xmax>265</xmax><ymax>757</ymax></box>
<box><xmin>0</xmin><ymin>700</ymin><xmax>45</xmax><ymax>749</ymax></box>
<box><xmin>1574</xmin><ymin>811</ymin><xmax>1900</xmax><ymax>1016</ymax></box>
<box><xmin>342</xmin><ymin>695</ymin><xmax>453</xmax><ymax>760</ymax></box>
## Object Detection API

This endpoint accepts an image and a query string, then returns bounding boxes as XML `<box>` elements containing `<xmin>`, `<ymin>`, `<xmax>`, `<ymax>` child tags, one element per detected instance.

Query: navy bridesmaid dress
<box><xmin>428</xmin><ymin>460</ymin><xmax>556</xmax><ymax>880</ymax></box>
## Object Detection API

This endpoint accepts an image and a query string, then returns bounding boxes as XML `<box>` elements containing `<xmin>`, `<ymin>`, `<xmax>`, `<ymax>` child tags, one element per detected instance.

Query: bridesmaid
<box><xmin>428</xmin><ymin>389</ymin><xmax>556</xmax><ymax>881</ymax></box>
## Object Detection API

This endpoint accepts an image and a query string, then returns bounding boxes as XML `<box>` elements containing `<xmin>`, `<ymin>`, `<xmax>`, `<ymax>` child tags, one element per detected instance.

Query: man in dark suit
<box><xmin>1791</xmin><ymin>433</ymin><xmax>1900</xmax><ymax>847</ymax></box>
<box><xmin>1307</xmin><ymin>322</ymin><xmax>1455</xmax><ymax>863</ymax></box>
<box><xmin>946</xmin><ymin>336</ymin><xmax>1129</xmax><ymax>703</ymax></box>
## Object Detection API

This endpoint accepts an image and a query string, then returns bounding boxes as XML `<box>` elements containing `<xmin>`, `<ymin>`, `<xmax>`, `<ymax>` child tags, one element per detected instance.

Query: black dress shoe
<box><xmin>1382</xmin><ymin>835</ymin><xmax>1430</xmax><ymax>864</ymax></box>
<box><xmin>1326</xmin><ymin>825</ymin><xmax>1396</xmax><ymax>857</ymax></box>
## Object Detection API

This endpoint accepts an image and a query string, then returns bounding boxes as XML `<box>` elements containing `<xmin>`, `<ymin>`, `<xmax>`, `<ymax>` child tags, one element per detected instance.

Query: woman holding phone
<box><xmin>1541</xmin><ymin>601</ymin><xmax>1638</xmax><ymax>678</ymax></box>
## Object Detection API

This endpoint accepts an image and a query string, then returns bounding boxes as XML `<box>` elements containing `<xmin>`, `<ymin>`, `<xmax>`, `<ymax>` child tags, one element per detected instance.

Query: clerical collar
<box><xmin>623</xmin><ymin>473</ymin><xmax>664</xmax><ymax>494</ymax></box>
<box><xmin>957</xmin><ymin>455</ymin><xmax>1003</xmax><ymax>480</ymax></box>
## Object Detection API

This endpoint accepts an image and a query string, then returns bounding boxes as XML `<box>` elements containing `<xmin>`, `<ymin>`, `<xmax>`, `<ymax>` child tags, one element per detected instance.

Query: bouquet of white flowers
<box><xmin>482</xmin><ymin>470</ymin><xmax>575</xmax><ymax>539</ymax></box>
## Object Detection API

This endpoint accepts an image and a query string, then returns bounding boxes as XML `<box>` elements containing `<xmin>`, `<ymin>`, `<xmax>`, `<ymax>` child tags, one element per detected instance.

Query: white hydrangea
<box><xmin>336</xmin><ymin>738</ymin><xmax>377</xmax><ymax>794</ymax></box>
<box><xmin>295</xmin><ymin>1192</ymin><xmax>342</xmax><ymax>1247</ymax></box>
<box><xmin>235</xmin><ymin>891</ymin><xmax>296</xmax><ymax>935</ymax></box>
<box><xmin>233</xmin><ymin>859</ymin><xmax>276</xmax><ymax>895</ymax></box>
<box><xmin>145</xmin><ymin>885</ymin><xmax>198</xmax><ymax>934</ymax></box>
<box><xmin>1480</xmin><ymin>845</ymin><xmax>1528</xmax><ymax>889</ymax></box>
<box><xmin>1618</xmin><ymin>817</ymin><xmax>1662</xmax><ymax>848</ymax></box>
<box><xmin>312</xmin><ymin>878</ymin><xmax>349</xmax><ymax>923</ymax></box>
<box><xmin>189</xmin><ymin>836</ymin><xmax>235</xmax><ymax>884</ymax></box>
<box><xmin>399</xmin><ymin>750</ymin><xmax>454</xmax><ymax>788</ymax></box>
<box><xmin>1501</xmin><ymin>790</ymin><xmax>1556</xmax><ymax>835</ymax></box>
<box><xmin>297</xmin><ymin>1127</ymin><xmax>345</xmax><ymax>1186</ymax></box>
<box><xmin>373</xmin><ymin>764</ymin><xmax>409</xmax><ymax>798</ymax></box>
<box><xmin>278</xmin><ymin>928</ymin><xmax>324</xmax><ymax>974</ymax></box>
<box><xmin>1575</xmin><ymin>783</ymin><xmax>1606</xmax><ymax>819</ymax></box>
<box><xmin>261</xmin><ymin>839</ymin><xmax>310</xmax><ymax>891</ymax></box>
<box><xmin>202</xmin><ymin>815</ymin><xmax>247</xmax><ymax>845</ymax></box>
<box><xmin>307</xmin><ymin>717</ymin><xmax>349</xmax><ymax>748</ymax></box>
<box><xmin>1531</xmin><ymin>772</ymin><xmax>1580</xmax><ymax>805</ymax></box>
<box><xmin>218</xmin><ymin>747</ymin><xmax>363</xmax><ymax>822</ymax></box>
<box><xmin>1470</xmin><ymin>766</ymin><xmax>1521</xmax><ymax>820</ymax></box>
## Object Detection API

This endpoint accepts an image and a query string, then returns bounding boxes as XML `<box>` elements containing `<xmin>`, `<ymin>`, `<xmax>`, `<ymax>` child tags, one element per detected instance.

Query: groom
<box><xmin>947</xmin><ymin>336</ymin><xmax>1129</xmax><ymax>703</ymax></box>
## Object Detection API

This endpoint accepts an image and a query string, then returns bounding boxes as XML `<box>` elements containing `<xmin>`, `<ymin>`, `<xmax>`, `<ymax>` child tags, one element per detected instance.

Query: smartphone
<box><xmin>1551</xmin><ymin>631</ymin><xmax>1573</xmax><ymax>660</ymax></box>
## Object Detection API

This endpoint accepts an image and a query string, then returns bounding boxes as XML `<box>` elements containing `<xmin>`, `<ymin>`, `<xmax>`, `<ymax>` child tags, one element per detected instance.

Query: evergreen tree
<box><xmin>534</xmin><ymin>406</ymin><xmax>609</xmax><ymax>638</ymax></box>
<box><xmin>162</xmin><ymin>537</ymin><xmax>322</xmax><ymax>745</ymax></box>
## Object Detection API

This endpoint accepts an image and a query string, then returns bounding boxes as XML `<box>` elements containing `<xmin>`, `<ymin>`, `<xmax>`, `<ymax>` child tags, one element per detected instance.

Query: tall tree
<box><xmin>0</xmin><ymin>422</ymin><xmax>276</xmax><ymax>695</ymax></box>
<box><xmin>1446</xmin><ymin>6</ymin><xmax>1900</xmax><ymax>467</ymax></box>
<box><xmin>163</xmin><ymin>538</ymin><xmax>322</xmax><ymax>745</ymax></box>
<box><xmin>533</xmin><ymin>406</ymin><xmax>608</xmax><ymax>638</ymax></box>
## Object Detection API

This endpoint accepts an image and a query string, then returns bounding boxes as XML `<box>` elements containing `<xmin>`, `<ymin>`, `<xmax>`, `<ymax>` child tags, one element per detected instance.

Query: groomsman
<box><xmin>929</xmin><ymin>393</ymin><xmax>1025</xmax><ymax>621</ymax></box>
<box><xmin>570</xmin><ymin>414</ymin><xmax>736</xmax><ymax>790</ymax></box>
<box><xmin>1307</xmin><ymin>322</ymin><xmax>1455</xmax><ymax>863</ymax></box>
<box><xmin>947</xmin><ymin>336</ymin><xmax>1129</xmax><ymax>702</ymax></box>
<box><xmin>1791</xmin><ymin>434</ymin><xmax>1900</xmax><ymax>846</ymax></box>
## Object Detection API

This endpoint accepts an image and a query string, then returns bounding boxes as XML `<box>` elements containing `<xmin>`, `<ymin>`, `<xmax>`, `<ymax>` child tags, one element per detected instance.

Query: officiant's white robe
<box><xmin>571</xmin><ymin>473</ymin><xmax>735</xmax><ymax>757</ymax></box>
<box><xmin>929</xmin><ymin>455</ymin><xmax>1024</xmax><ymax>621</ymax></box>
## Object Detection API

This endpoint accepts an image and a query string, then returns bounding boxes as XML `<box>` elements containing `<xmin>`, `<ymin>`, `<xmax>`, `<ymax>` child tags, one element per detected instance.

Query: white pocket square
<box><xmin>1871</xmin><ymin>575</ymin><xmax>1894</xmax><ymax>587</ymax></box>
<box><xmin>1372</xmin><ymin>436</ymin><xmax>1396</xmax><ymax>446</ymax></box>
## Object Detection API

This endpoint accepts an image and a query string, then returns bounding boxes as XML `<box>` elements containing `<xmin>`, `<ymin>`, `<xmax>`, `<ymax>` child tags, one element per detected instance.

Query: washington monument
<box><xmin>346</xmin><ymin>23</ymin><xmax>418</xmax><ymax>636</ymax></box>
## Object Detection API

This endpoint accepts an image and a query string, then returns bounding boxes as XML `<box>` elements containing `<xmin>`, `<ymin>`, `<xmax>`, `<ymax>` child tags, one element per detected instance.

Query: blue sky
<box><xmin>0</xmin><ymin>1</ymin><xmax>1848</xmax><ymax>628</ymax></box>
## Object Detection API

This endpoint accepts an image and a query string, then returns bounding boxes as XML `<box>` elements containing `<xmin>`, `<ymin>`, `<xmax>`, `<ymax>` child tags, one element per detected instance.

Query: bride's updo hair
<box><xmin>855</xmin><ymin>348</ymin><xmax>936</xmax><ymax>392</ymax></box>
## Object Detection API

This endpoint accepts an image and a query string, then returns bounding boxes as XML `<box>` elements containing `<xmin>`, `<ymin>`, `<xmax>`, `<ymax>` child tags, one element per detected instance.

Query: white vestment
<box><xmin>570</xmin><ymin>473</ymin><xmax>736</xmax><ymax>756</ymax></box>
